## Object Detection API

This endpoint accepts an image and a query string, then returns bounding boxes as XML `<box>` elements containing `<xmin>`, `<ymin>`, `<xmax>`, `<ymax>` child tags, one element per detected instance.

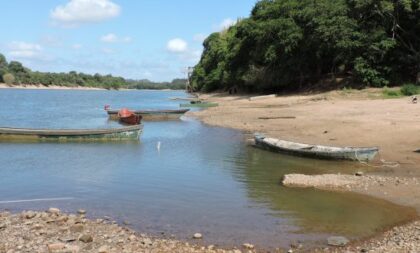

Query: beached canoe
<box><xmin>107</xmin><ymin>109</ymin><xmax>189</xmax><ymax>121</ymax></box>
<box><xmin>179</xmin><ymin>101</ymin><xmax>218</xmax><ymax>108</ymax></box>
<box><xmin>254</xmin><ymin>134</ymin><xmax>379</xmax><ymax>161</ymax></box>
<box><xmin>0</xmin><ymin>125</ymin><xmax>143</xmax><ymax>141</ymax></box>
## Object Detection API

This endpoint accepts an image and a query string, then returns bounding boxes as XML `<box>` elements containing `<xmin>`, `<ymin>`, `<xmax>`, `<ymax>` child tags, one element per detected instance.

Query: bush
<box><xmin>400</xmin><ymin>84</ymin><xmax>419</xmax><ymax>96</ymax></box>
<box><xmin>2</xmin><ymin>73</ymin><xmax>15</xmax><ymax>85</ymax></box>
<box><xmin>353</xmin><ymin>57</ymin><xmax>389</xmax><ymax>87</ymax></box>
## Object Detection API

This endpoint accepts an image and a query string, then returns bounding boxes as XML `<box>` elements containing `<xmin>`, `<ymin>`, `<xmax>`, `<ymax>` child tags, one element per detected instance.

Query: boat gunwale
<box><xmin>107</xmin><ymin>109</ymin><xmax>190</xmax><ymax>115</ymax></box>
<box><xmin>0</xmin><ymin>125</ymin><xmax>143</xmax><ymax>136</ymax></box>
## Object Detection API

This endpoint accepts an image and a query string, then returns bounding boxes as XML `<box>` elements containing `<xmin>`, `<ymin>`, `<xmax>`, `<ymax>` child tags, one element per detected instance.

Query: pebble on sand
<box><xmin>193</xmin><ymin>233</ymin><xmax>203</xmax><ymax>239</ymax></box>
<box><xmin>327</xmin><ymin>236</ymin><xmax>349</xmax><ymax>247</ymax></box>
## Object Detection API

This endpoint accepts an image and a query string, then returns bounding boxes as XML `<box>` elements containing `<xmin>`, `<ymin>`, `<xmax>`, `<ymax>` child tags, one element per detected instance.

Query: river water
<box><xmin>0</xmin><ymin>89</ymin><xmax>415</xmax><ymax>249</ymax></box>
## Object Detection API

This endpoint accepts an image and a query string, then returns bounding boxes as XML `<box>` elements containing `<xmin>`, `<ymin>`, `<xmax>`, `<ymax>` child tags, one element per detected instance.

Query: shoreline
<box><xmin>0</xmin><ymin>83</ymin><xmax>185</xmax><ymax>91</ymax></box>
<box><xmin>188</xmin><ymin>89</ymin><xmax>420</xmax><ymax>252</ymax></box>
<box><xmin>0</xmin><ymin>209</ymin><xmax>252</xmax><ymax>253</ymax></box>
<box><xmin>283</xmin><ymin>174</ymin><xmax>420</xmax><ymax>252</ymax></box>
<box><xmin>0</xmin><ymin>83</ymin><xmax>106</xmax><ymax>91</ymax></box>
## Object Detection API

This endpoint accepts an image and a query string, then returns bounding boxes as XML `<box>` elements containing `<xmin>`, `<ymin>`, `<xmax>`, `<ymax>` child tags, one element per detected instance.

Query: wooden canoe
<box><xmin>179</xmin><ymin>102</ymin><xmax>218</xmax><ymax>108</ymax></box>
<box><xmin>0</xmin><ymin>125</ymin><xmax>143</xmax><ymax>141</ymax></box>
<box><xmin>107</xmin><ymin>109</ymin><xmax>190</xmax><ymax>121</ymax></box>
<box><xmin>254</xmin><ymin>134</ymin><xmax>379</xmax><ymax>161</ymax></box>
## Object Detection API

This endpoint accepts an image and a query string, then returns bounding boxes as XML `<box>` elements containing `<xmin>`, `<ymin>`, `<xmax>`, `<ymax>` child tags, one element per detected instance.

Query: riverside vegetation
<box><xmin>191</xmin><ymin>0</ymin><xmax>420</xmax><ymax>93</ymax></box>
<box><xmin>0</xmin><ymin>54</ymin><xmax>186</xmax><ymax>90</ymax></box>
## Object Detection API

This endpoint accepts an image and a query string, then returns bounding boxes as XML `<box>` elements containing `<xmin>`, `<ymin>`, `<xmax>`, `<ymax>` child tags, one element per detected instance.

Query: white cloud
<box><xmin>219</xmin><ymin>18</ymin><xmax>237</xmax><ymax>30</ymax></box>
<box><xmin>100</xmin><ymin>33</ymin><xmax>132</xmax><ymax>43</ymax></box>
<box><xmin>193</xmin><ymin>33</ymin><xmax>207</xmax><ymax>42</ymax></box>
<box><xmin>8</xmin><ymin>41</ymin><xmax>43</xmax><ymax>59</ymax></box>
<box><xmin>50</xmin><ymin>0</ymin><xmax>121</xmax><ymax>28</ymax></box>
<box><xmin>167</xmin><ymin>38</ymin><xmax>188</xmax><ymax>53</ymax></box>
<box><xmin>72</xmin><ymin>44</ymin><xmax>83</xmax><ymax>49</ymax></box>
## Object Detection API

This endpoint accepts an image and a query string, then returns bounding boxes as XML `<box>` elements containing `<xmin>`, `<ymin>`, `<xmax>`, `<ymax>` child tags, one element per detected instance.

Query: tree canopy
<box><xmin>191</xmin><ymin>0</ymin><xmax>420</xmax><ymax>93</ymax></box>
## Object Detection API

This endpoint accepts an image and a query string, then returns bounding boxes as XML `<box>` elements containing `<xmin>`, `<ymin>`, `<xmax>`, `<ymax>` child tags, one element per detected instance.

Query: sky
<box><xmin>0</xmin><ymin>0</ymin><xmax>257</xmax><ymax>82</ymax></box>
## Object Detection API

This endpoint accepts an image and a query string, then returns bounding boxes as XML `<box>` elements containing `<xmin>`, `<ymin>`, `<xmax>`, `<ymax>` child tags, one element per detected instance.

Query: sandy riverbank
<box><xmin>0</xmin><ymin>209</ymin><xmax>254</xmax><ymax>253</ymax></box>
<box><xmin>0</xmin><ymin>83</ymin><xmax>106</xmax><ymax>91</ymax></box>
<box><xmin>188</xmin><ymin>89</ymin><xmax>420</xmax><ymax>252</ymax></box>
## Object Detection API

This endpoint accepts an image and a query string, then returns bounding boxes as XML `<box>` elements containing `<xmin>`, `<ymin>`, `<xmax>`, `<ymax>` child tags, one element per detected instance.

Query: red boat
<box><xmin>118</xmin><ymin>108</ymin><xmax>142</xmax><ymax>125</ymax></box>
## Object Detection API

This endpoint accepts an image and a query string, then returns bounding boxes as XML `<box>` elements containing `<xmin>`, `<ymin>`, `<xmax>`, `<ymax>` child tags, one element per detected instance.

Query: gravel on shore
<box><xmin>316</xmin><ymin>220</ymin><xmax>420</xmax><ymax>253</ymax></box>
<box><xmin>0</xmin><ymin>210</ymin><xmax>256</xmax><ymax>253</ymax></box>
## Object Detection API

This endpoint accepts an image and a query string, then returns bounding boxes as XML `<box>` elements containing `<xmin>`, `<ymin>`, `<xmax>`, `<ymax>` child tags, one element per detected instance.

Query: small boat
<box><xmin>169</xmin><ymin>97</ymin><xmax>199</xmax><ymax>101</ymax></box>
<box><xmin>118</xmin><ymin>108</ymin><xmax>142</xmax><ymax>125</ymax></box>
<box><xmin>107</xmin><ymin>108</ymin><xmax>190</xmax><ymax>121</ymax></box>
<box><xmin>180</xmin><ymin>101</ymin><xmax>218</xmax><ymax>108</ymax></box>
<box><xmin>254</xmin><ymin>134</ymin><xmax>379</xmax><ymax>161</ymax></box>
<box><xmin>0</xmin><ymin>125</ymin><xmax>143</xmax><ymax>141</ymax></box>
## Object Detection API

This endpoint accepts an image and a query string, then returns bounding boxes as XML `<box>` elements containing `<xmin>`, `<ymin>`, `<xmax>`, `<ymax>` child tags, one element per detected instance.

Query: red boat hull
<box><xmin>118</xmin><ymin>108</ymin><xmax>142</xmax><ymax>125</ymax></box>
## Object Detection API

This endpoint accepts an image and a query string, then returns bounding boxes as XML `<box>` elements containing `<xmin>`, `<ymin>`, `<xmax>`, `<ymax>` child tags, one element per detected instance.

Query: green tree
<box><xmin>2</xmin><ymin>73</ymin><xmax>15</xmax><ymax>85</ymax></box>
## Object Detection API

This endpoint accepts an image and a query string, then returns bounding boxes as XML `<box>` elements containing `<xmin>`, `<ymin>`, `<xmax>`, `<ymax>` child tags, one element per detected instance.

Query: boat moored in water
<box><xmin>254</xmin><ymin>133</ymin><xmax>379</xmax><ymax>161</ymax></box>
<box><xmin>117</xmin><ymin>108</ymin><xmax>142</xmax><ymax>125</ymax></box>
<box><xmin>0</xmin><ymin>125</ymin><xmax>143</xmax><ymax>141</ymax></box>
<box><xmin>107</xmin><ymin>108</ymin><xmax>190</xmax><ymax>121</ymax></box>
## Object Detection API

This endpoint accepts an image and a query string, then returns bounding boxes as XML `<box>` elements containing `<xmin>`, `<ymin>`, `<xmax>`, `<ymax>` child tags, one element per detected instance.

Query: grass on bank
<box><xmin>382</xmin><ymin>84</ymin><xmax>419</xmax><ymax>99</ymax></box>
<box><xmin>338</xmin><ymin>84</ymin><xmax>419</xmax><ymax>100</ymax></box>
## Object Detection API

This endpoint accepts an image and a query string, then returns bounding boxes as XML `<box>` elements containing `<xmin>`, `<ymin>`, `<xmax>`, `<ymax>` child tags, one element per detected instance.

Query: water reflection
<box><xmin>233</xmin><ymin>147</ymin><xmax>417</xmax><ymax>238</ymax></box>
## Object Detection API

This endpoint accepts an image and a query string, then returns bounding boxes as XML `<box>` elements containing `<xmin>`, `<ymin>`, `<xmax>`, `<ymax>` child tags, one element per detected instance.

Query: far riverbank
<box><xmin>0</xmin><ymin>83</ymin><xmax>106</xmax><ymax>91</ymax></box>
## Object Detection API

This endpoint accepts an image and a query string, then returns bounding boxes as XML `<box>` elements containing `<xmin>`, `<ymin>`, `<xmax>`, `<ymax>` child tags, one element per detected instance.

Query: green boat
<box><xmin>0</xmin><ymin>125</ymin><xmax>143</xmax><ymax>142</ymax></box>
<box><xmin>180</xmin><ymin>101</ymin><xmax>218</xmax><ymax>108</ymax></box>
<box><xmin>107</xmin><ymin>109</ymin><xmax>190</xmax><ymax>121</ymax></box>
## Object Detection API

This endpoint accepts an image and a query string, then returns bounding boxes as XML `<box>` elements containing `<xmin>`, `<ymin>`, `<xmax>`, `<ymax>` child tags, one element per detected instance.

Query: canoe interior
<box><xmin>254</xmin><ymin>134</ymin><xmax>379</xmax><ymax>162</ymax></box>
<box><xmin>0</xmin><ymin>125</ymin><xmax>142</xmax><ymax>142</ymax></box>
<box><xmin>107</xmin><ymin>109</ymin><xmax>189</xmax><ymax>121</ymax></box>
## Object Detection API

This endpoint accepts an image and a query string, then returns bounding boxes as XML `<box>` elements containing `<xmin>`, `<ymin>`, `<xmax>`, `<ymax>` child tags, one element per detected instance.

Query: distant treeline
<box><xmin>126</xmin><ymin>78</ymin><xmax>187</xmax><ymax>90</ymax></box>
<box><xmin>191</xmin><ymin>0</ymin><xmax>420</xmax><ymax>93</ymax></box>
<box><xmin>0</xmin><ymin>53</ymin><xmax>186</xmax><ymax>90</ymax></box>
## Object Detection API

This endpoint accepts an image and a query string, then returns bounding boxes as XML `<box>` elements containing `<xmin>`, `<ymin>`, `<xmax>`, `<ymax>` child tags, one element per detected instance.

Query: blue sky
<box><xmin>0</xmin><ymin>0</ymin><xmax>257</xmax><ymax>82</ymax></box>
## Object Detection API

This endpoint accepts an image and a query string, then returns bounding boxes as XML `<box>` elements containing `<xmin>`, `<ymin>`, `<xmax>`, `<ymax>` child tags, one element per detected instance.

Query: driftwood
<box><xmin>414</xmin><ymin>149</ymin><xmax>420</xmax><ymax>153</ymax></box>
<box><xmin>258</xmin><ymin>116</ymin><xmax>296</xmax><ymax>120</ymax></box>
<box><xmin>249</xmin><ymin>94</ymin><xmax>276</xmax><ymax>101</ymax></box>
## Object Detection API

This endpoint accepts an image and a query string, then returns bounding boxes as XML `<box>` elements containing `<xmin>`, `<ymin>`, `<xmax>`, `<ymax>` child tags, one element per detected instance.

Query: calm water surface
<box><xmin>0</xmin><ymin>89</ymin><xmax>415</xmax><ymax>249</ymax></box>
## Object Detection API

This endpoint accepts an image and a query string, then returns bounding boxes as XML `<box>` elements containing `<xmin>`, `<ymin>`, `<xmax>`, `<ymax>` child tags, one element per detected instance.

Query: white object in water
<box><xmin>157</xmin><ymin>141</ymin><xmax>161</xmax><ymax>151</ymax></box>
<box><xmin>0</xmin><ymin>197</ymin><xmax>74</xmax><ymax>204</ymax></box>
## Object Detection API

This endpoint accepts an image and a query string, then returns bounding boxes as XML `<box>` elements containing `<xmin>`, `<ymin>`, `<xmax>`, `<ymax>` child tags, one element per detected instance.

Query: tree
<box><xmin>2</xmin><ymin>73</ymin><xmax>15</xmax><ymax>85</ymax></box>
<box><xmin>191</xmin><ymin>0</ymin><xmax>420</xmax><ymax>92</ymax></box>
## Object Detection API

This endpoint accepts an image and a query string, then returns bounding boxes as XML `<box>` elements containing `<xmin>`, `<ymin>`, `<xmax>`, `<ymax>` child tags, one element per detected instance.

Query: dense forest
<box><xmin>0</xmin><ymin>53</ymin><xmax>186</xmax><ymax>90</ymax></box>
<box><xmin>191</xmin><ymin>0</ymin><xmax>420</xmax><ymax>93</ymax></box>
